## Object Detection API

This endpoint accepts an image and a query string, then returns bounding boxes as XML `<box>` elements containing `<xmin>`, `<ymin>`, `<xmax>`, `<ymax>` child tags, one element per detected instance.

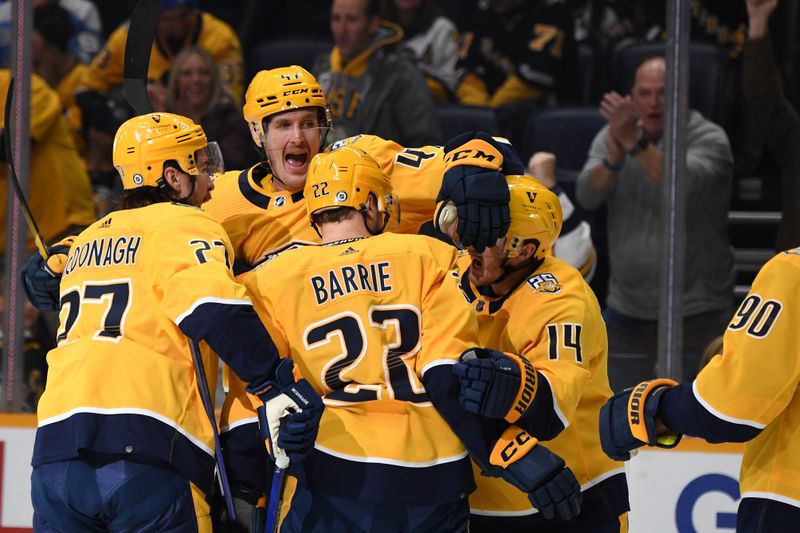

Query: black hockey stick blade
<box><xmin>4</xmin><ymin>77</ymin><xmax>49</xmax><ymax>260</ymax></box>
<box><xmin>123</xmin><ymin>0</ymin><xmax>160</xmax><ymax>115</ymax></box>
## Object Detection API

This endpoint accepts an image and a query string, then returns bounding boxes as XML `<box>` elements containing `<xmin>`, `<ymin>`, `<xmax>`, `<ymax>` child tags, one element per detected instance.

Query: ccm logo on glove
<box><xmin>443</xmin><ymin>138</ymin><xmax>503</xmax><ymax>170</ymax></box>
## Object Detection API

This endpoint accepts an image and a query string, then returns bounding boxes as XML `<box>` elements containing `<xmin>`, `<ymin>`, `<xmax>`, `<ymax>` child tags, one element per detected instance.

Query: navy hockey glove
<box><xmin>486</xmin><ymin>426</ymin><xmax>582</xmax><ymax>520</ymax></box>
<box><xmin>599</xmin><ymin>379</ymin><xmax>682</xmax><ymax>461</ymax></box>
<box><xmin>437</xmin><ymin>132</ymin><xmax>524</xmax><ymax>252</ymax></box>
<box><xmin>21</xmin><ymin>236</ymin><xmax>75</xmax><ymax>312</ymax></box>
<box><xmin>453</xmin><ymin>348</ymin><xmax>538</xmax><ymax>423</ymax></box>
<box><xmin>256</xmin><ymin>358</ymin><xmax>324</xmax><ymax>468</ymax></box>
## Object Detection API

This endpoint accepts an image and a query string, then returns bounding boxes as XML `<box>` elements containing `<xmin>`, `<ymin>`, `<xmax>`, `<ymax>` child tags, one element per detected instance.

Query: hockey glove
<box><xmin>256</xmin><ymin>358</ymin><xmax>324</xmax><ymax>469</ymax></box>
<box><xmin>486</xmin><ymin>426</ymin><xmax>582</xmax><ymax>520</ymax></box>
<box><xmin>453</xmin><ymin>348</ymin><xmax>538</xmax><ymax>423</ymax></box>
<box><xmin>437</xmin><ymin>132</ymin><xmax>524</xmax><ymax>252</ymax></box>
<box><xmin>21</xmin><ymin>236</ymin><xmax>75</xmax><ymax>312</ymax></box>
<box><xmin>599</xmin><ymin>379</ymin><xmax>682</xmax><ymax>461</ymax></box>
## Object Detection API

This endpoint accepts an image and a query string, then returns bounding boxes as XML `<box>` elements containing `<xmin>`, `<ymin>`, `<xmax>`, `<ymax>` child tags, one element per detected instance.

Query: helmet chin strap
<box><xmin>362</xmin><ymin>209</ymin><xmax>389</xmax><ymax>236</ymax></box>
<box><xmin>492</xmin><ymin>255</ymin><xmax>543</xmax><ymax>286</ymax></box>
<box><xmin>158</xmin><ymin>165</ymin><xmax>196</xmax><ymax>204</ymax></box>
<box><xmin>177</xmin><ymin>175</ymin><xmax>196</xmax><ymax>204</ymax></box>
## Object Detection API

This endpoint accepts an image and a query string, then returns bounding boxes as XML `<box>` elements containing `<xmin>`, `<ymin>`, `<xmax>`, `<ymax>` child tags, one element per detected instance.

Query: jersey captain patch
<box><xmin>527</xmin><ymin>272</ymin><xmax>561</xmax><ymax>294</ymax></box>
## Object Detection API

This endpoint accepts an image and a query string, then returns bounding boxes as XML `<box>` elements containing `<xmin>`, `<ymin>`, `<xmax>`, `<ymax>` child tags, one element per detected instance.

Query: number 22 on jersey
<box><xmin>304</xmin><ymin>305</ymin><xmax>429</xmax><ymax>404</ymax></box>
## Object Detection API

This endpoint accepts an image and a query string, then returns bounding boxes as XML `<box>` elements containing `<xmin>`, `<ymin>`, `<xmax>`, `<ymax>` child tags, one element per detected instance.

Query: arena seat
<box><xmin>435</xmin><ymin>104</ymin><xmax>500</xmax><ymax>141</ymax></box>
<box><xmin>246</xmin><ymin>38</ymin><xmax>332</xmax><ymax>80</ymax></box>
<box><xmin>520</xmin><ymin>105</ymin><xmax>605</xmax><ymax>181</ymax></box>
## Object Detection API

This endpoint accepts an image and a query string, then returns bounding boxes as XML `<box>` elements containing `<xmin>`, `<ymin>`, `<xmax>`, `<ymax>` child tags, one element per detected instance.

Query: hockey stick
<box><xmin>3</xmin><ymin>77</ymin><xmax>49</xmax><ymax>261</ymax></box>
<box><xmin>123</xmin><ymin>0</ymin><xmax>159</xmax><ymax>115</ymax></box>
<box><xmin>122</xmin><ymin>0</ymin><xmax>236</xmax><ymax>521</ymax></box>
<box><xmin>265</xmin><ymin>451</ymin><xmax>288</xmax><ymax>533</ymax></box>
<box><xmin>189</xmin><ymin>340</ymin><xmax>236</xmax><ymax>521</ymax></box>
<box><xmin>259</xmin><ymin>409</ymin><xmax>291</xmax><ymax>533</ymax></box>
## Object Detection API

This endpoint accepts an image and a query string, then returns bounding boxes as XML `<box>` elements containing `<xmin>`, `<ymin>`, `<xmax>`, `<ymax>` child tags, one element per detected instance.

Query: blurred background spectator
<box><xmin>0</xmin><ymin>0</ymin><xmax>102</xmax><ymax>67</ymax></box>
<box><xmin>32</xmin><ymin>3</ymin><xmax>87</xmax><ymax>154</ymax></box>
<box><xmin>379</xmin><ymin>0</ymin><xmax>461</xmax><ymax>103</ymax></box>
<box><xmin>455</xmin><ymin>0</ymin><xmax>579</xmax><ymax>147</ymax></box>
<box><xmin>79</xmin><ymin>0</ymin><xmax>243</xmax><ymax>102</ymax></box>
<box><xmin>575</xmin><ymin>56</ymin><xmax>735</xmax><ymax>390</ymax></box>
<box><xmin>744</xmin><ymin>0</ymin><xmax>800</xmax><ymax>251</ymax></box>
<box><xmin>313</xmin><ymin>0</ymin><xmax>443</xmax><ymax>146</ymax></box>
<box><xmin>162</xmin><ymin>46</ymin><xmax>257</xmax><ymax>171</ymax></box>
<box><xmin>528</xmin><ymin>151</ymin><xmax>597</xmax><ymax>281</ymax></box>
<box><xmin>0</xmin><ymin>69</ymin><xmax>94</xmax><ymax>257</ymax></box>
<box><xmin>74</xmin><ymin>0</ymin><xmax>244</xmax><ymax>210</ymax></box>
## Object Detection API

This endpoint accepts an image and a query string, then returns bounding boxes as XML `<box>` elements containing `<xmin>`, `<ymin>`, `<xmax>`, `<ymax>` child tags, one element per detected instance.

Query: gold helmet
<box><xmin>503</xmin><ymin>175</ymin><xmax>563</xmax><ymax>260</ymax></box>
<box><xmin>112</xmin><ymin>113</ymin><xmax>223</xmax><ymax>190</ymax></box>
<box><xmin>243</xmin><ymin>65</ymin><xmax>331</xmax><ymax>143</ymax></box>
<box><xmin>305</xmin><ymin>146</ymin><xmax>396</xmax><ymax>230</ymax></box>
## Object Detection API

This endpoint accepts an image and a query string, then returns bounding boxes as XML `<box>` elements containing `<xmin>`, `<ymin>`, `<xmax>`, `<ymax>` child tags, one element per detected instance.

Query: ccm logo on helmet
<box><xmin>283</xmin><ymin>89</ymin><xmax>309</xmax><ymax>96</ymax></box>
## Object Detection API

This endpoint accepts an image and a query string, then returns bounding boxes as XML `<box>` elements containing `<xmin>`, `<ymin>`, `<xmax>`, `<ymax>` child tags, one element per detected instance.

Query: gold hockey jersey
<box><xmin>80</xmin><ymin>11</ymin><xmax>243</xmax><ymax>101</ymax></box>
<box><xmin>203</xmin><ymin>135</ymin><xmax>443</xmax><ymax>271</ymax></box>
<box><xmin>203</xmin><ymin>165</ymin><xmax>319</xmax><ymax>270</ymax></box>
<box><xmin>242</xmin><ymin>233</ymin><xmax>480</xmax><ymax>503</ymax></box>
<box><xmin>692</xmin><ymin>249</ymin><xmax>800</xmax><ymax>507</ymax></box>
<box><xmin>32</xmin><ymin>203</ymin><xmax>253</xmax><ymax>495</ymax></box>
<box><xmin>457</xmin><ymin>253</ymin><xmax>626</xmax><ymax>515</ymax></box>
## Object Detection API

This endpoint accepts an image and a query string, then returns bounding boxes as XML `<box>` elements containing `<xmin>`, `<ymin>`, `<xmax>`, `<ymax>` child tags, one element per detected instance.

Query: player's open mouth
<box><xmin>285</xmin><ymin>153</ymin><xmax>308</xmax><ymax>168</ymax></box>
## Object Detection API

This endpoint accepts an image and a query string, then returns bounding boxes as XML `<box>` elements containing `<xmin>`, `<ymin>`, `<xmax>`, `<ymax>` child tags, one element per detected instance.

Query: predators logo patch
<box><xmin>329</xmin><ymin>135</ymin><xmax>364</xmax><ymax>152</ymax></box>
<box><xmin>527</xmin><ymin>273</ymin><xmax>561</xmax><ymax>294</ymax></box>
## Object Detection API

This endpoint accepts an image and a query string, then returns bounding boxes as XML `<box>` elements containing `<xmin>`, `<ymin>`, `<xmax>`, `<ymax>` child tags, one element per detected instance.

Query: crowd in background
<box><xmin>1</xmin><ymin>0</ymin><xmax>799</xmax><ymax>410</ymax></box>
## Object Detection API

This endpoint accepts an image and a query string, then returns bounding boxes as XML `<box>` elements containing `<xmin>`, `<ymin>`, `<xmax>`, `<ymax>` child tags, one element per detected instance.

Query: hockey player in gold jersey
<box><xmin>26</xmin><ymin>113</ymin><xmax>323</xmax><ymax>533</ymax></box>
<box><xmin>204</xmin><ymin>65</ymin><xmax>523</xmax><ymax>518</ymax></box>
<box><xmin>202</xmin><ymin>65</ymin><xmax>523</xmax><ymax>273</ymax></box>
<box><xmin>600</xmin><ymin>248</ymin><xmax>800</xmax><ymax>532</ymax></box>
<box><xmin>203</xmin><ymin>64</ymin><xmax>595</xmax><ymax>273</ymax></box>
<box><xmin>437</xmin><ymin>136</ymin><xmax>629</xmax><ymax>532</ymax></box>
<box><xmin>242</xmin><ymin>145</ymin><xmax>581</xmax><ymax>532</ymax></box>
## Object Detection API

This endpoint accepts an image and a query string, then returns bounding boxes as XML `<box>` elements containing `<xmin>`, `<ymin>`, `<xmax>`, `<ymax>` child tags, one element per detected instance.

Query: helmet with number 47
<box><xmin>243</xmin><ymin>65</ymin><xmax>332</xmax><ymax>145</ymax></box>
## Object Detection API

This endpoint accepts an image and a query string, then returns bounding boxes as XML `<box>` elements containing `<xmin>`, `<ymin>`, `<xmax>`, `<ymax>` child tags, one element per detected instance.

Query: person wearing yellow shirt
<box><xmin>0</xmin><ymin>69</ymin><xmax>94</xmax><ymax>255</ymax></box>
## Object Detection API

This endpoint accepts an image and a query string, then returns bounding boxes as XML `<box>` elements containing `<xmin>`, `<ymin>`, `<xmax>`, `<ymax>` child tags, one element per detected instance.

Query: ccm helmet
<box><xmin>243</xmin><ymin>65</ymin><xmax>331</xmax><ymax>143</ymax></box>
<box><xmin>112</xmin><ymin>113</ymin><xmax>222</xmax><ymax>190</ymax></box>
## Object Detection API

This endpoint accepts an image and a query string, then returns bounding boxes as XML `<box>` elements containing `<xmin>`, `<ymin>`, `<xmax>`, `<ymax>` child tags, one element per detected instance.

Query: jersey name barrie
<box><xmin>311</xmin><ymin>261</ymin><xmax>393</xmax><ymax>305</ymax></box>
